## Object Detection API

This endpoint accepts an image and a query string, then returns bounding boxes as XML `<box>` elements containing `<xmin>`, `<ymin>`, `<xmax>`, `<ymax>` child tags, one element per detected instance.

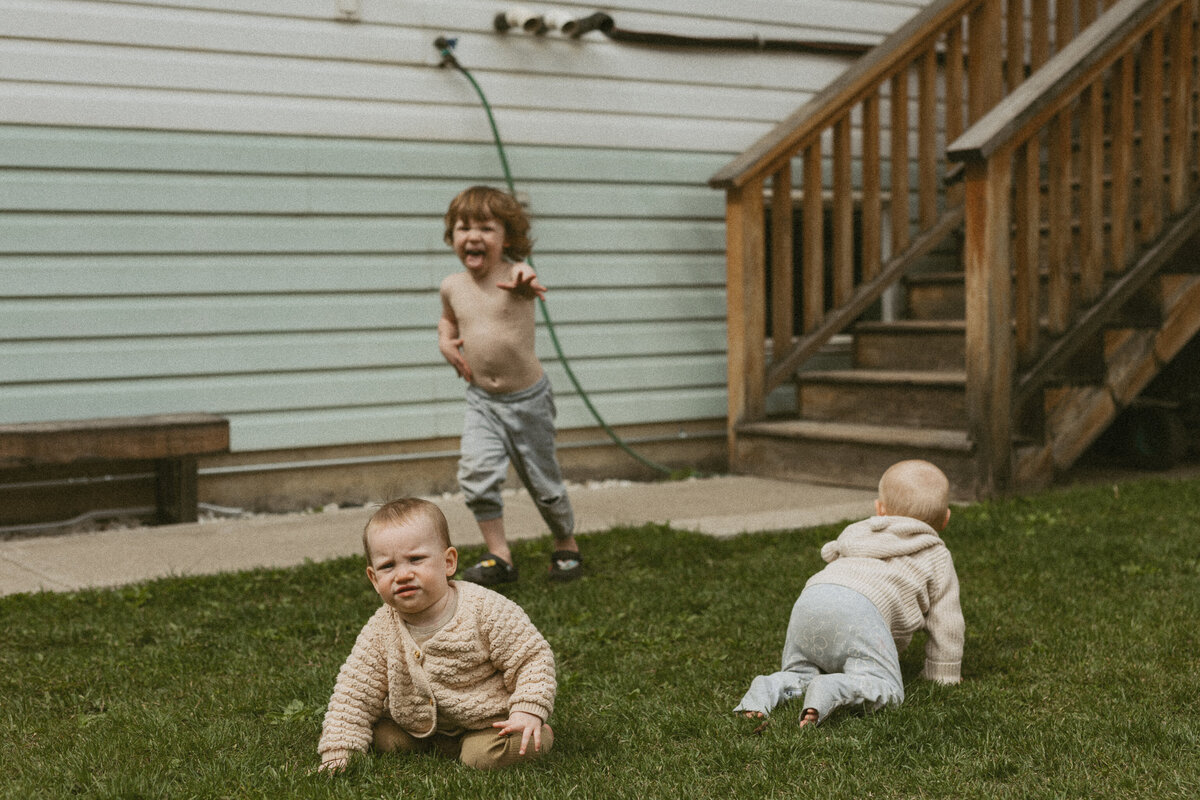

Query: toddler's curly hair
<box><xmin>443</xmin><ymin>185</ymin><xmax>532</xmax><ymax>261</ymax></box>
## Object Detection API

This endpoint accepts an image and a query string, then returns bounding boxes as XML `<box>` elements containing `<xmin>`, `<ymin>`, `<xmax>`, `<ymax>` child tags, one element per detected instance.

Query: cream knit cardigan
<box><xmin>805</xmin><ymin>515</ymin><xmax>965</xmax><ymax>683</ymax></box>
<box><xmin>318</xmin><ymin>581</ymin><xmax>556</xmax><ymax>762</ymax></box>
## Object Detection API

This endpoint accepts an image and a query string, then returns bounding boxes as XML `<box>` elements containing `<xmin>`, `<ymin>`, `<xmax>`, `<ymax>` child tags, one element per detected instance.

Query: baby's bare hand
<box><xmin>317</xmin><ymin>756</ymin><xmax>348</xmax><ymax>774</ymax></box>
<box><xmin>493</xmin><ymin>711</ymin><xmax>543</xmax><ymax>755</ymax></box>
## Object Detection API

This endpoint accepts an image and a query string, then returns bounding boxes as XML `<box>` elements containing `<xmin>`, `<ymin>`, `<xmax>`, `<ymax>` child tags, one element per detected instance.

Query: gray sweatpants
<box><xmin>458</xmin><ymin>375</ymin><xmax>574</xmax><ymax>540</ymax></box>
<box><xmin>734</xmin><ymin>583</ymin><xmax>904</xmax><ymax>723</ymax></box>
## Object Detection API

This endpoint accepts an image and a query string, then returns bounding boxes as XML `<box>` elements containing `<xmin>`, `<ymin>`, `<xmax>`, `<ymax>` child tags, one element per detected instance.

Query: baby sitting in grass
<box><xmin>735</xmin><ymin>459</ymin><xmax>964</xmax><ymax>728</ymax></box>
<box><xmin>318</xmin><ymin>498</ymin><xmax>556</xmax><ymax>771</ymax></box>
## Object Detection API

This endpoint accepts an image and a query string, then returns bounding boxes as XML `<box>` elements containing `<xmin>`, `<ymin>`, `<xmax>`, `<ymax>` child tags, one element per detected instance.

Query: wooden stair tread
<box><xmin>905</xmin><ymin>271</ymin><xmax>964</xmax><ymax>283</ymax></box>
<box><xmin>738</xmin><ymin>419</ymin><xmax>972</xmax><ymax>451</ymax></box>
<box><xmin>853</xmin><ymin>320</ymin><xmax>966</xmax><ymax>332</ymax></box>
<box><xmin>798</xmin><ymin>369</ymin><xmax>966</xmax><ymax>385</ymax></box>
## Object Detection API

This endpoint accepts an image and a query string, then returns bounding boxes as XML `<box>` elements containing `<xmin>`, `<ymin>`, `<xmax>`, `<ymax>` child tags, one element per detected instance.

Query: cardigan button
<box><xmin>414</xmin><ymin>650</ymin><xmax>421</xmax><ymax>659</ymax></box>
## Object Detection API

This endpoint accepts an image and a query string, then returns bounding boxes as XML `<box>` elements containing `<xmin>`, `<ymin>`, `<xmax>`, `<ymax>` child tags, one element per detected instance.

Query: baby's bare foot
<box><xmin>799</xmin><ymin>708</ymin><xmax>819</xmax><ymax>727</ymax></box>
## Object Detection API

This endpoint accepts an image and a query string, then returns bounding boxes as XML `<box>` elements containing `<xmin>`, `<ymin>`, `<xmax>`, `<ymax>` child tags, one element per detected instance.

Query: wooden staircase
<box><xmin>711</xmin><ymin>0</ymin><xmax>1200</xmax><ymax>499</ymax></box>
<box><xmin>739</xmin><ymin>234</ymin><xmax>1200</xmax><ymax>497</ymax></box>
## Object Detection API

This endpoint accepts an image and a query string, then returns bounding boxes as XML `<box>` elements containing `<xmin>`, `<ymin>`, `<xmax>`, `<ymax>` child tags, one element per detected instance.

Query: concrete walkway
<box><xmin>0</xmin><ymin>476</ymin><xmax>877</xmax><ymax>596</ymax></box>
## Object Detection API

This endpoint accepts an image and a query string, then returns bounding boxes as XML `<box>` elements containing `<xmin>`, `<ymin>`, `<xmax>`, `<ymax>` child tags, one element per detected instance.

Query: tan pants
<box><xmin>373</xmin><ymin>716</ymin><xmax>554</xmax><ymax>770</ymax></box>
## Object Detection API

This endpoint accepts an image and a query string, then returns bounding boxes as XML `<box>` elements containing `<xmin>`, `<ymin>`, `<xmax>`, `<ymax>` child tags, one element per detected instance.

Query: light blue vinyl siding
<box><xmin>0</xmin><ymin>127</ymin><xmax>730</xmax><ymax>450</ymax></box>
<box><xmin>0</xmin><ymin>0</ymin><xmax>927</xmax><ymax>453</ymax></box>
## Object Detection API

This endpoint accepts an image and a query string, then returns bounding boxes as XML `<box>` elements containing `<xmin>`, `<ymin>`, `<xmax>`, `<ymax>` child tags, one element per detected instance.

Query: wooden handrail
<box><xmin>947</xmin><ymin>0</ymin><xmax>1198</xmax><ymax>495</ymax></box>
<box><xmin>948</xmin><ymin>0</ymin><xmax>1178</xmax><ymax>163</ymax></box>
<box><xmin>710</xmin><ymin>0</ymin><xmax>984</xmax><ymax>191</ymax></box>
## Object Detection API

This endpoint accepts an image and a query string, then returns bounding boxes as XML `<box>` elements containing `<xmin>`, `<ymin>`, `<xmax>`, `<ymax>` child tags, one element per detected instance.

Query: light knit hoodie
<box><xmin>805</xmin><ymin>515</ymin><xmax>964</xmax><ymax>683</ymax></box>
<box><xmin>318</xmin><ymin>581</ymin><xmax>556</xmax><ymax>763</ymax></box>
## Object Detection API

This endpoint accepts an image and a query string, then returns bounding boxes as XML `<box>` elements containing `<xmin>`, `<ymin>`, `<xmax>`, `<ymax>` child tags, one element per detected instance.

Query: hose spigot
<box><xmin>434</xmin><ymin>36</ymin><xmax>460</xmax><ymax>68</ymax></box>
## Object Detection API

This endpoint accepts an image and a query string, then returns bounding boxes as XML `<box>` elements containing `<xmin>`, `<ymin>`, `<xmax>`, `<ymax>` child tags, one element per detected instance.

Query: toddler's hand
<box><xmin>498</xmin><ymin>267</ymin><xmax>547</xmax><ymax>300</ymax></box>
<box><xmin>317</xmin><ymin>756</ymin><xmax>348</xmax><ymax>774</ymax></box>
<box><xmin>440</xmin><ymin>336</ymin><xmax>473</xmax><ymax>382</ymax></box>
<box><xmin>492</xmin><ymin>710</ymin><xmax>544</xmax><ymax>755</ymax></box>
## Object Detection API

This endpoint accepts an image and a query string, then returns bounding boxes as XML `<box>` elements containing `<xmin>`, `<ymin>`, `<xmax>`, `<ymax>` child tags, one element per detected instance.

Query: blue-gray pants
<box><xmin>458</xmin><ymin>375</ymin><xmax>574</xmax><ymax>540</ymax></box>
<box><xmin>734</xmin><ymin>584</ymin><xmax>904</xmax><ymax>723</ymax></box>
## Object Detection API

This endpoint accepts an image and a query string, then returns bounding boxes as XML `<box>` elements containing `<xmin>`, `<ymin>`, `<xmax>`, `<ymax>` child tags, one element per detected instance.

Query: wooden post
<box><xmin>1111</xmin><ymin>53</ymin><xmax>1135</xmax><ymax>268</ymax></box>
<box><xmin>945</xmin><ymin>20</ymin><xmax>965</xmax><ymax>207</ymax></box>
<box><xmin>770</xmin><ymin>163</ymin><xmax>794</xmax><ymax>353</ymax></box>
<box><xmin>890</xmin><ymin>69</ymin><xmax>911</xmax><ymax>254</ymax></box>
<box><xmin>1080</xmin><ymin>80</ymin><xmax>1106</xmax><ymax>303</ymax></box>
<box><xmin>802</xmin><ymin>142</ymin><xmax>825</xmax><ymax>331</ymax></box>
<box><xmin>1006</xmin><ymin>0</ymin><xmax>1026</xmax><ymax>92</ymax></box>
<box><xmin>918</xmin><ymin>48</ymin><xmax>939</xmax><ymax>229</ymax></box>
<box><xmin>723</xmin><ymin>180</ymin><xmax>767</xmax><ymax>460</ymax></box>
<box><xmin>1014</xmin><ymin>139</ymin><xmax>1041</xmax><ymax>366</ymax></box>
<box><xmin>1167</xmin><ymin>3</ymin><xmax>1192</xmax><ymax>214</ymax></box>
<box><xmin>1031</xmin><ymin>0</ymin><xmax>1051</xmax><ymax>72</ymax></box>
<box><xmin>156</xmin><ymin>457</ymin><xmax>199</xmax><ymax>524</ymax></box>
<box><xmin>1047</xmin><ymin>108</ymin><xmax>1074</xmax><ymax>335</ymax></box>
<box><xmin>861</xmin><ymin>93</ymin><xmax>883</xmax><ymax>280</ymax></box>
<box><xmin>968</xmin><ymin>0</ymin><xmax>1004</xmax><ymax>124</ymax></box>
<box><xmin>1192</xmin><ymin>0</ymin><xmax>1200</xmax><ymax>195</ymax></box>
<box><xmin>963</xmin><ymin>151</ymin><xmax>1014</xmax><ymax>498</ymax></box>
<box><xmin>833</xmin><ymin>115</ymin><xmax>854</xmax><ymax>306</ymax></box>
<box><xmin>1055</xmin><ymin>0</ymin><xmax>1076</xmax><ymax>57</ymax></box>
<box><xmin>1139</xmin><ymin>23</ymin><xmax>1165</xmax><ymax>244</ymax></box>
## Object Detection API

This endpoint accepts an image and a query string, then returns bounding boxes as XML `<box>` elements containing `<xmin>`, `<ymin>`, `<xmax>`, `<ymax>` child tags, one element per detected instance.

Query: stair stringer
<box><xmin>1014</xmin><ymin>274</ymin><xmax>1200</xmax><ymax>489</ymax></box>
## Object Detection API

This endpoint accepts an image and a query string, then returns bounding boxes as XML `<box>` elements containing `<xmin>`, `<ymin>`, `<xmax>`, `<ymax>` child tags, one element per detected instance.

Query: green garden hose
<box><xmin>435</xmin><ymin>37</ymin><xmax>696</xmax><ymax>478</ymax></box>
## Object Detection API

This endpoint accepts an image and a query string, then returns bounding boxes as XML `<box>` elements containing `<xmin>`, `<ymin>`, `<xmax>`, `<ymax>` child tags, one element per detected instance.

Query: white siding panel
<box><xmin>2</xmin><ymin>40</ymin><xmax>818</xmax><ymax>125</ymax></box>
<box><xmin>5</xmin><ymin>2</ymin><xmax>854</xmax><ymax>90</ymax></box>
<box><xmin>0</xmin><ymin>287</ymin><xmax>722</xmax><ymax>340</ymax></box>
<box><xmin>0</xmin><ymin>216</ymin><xmax>724</xmax><ymax>255</ymax></box>
<box><xmin>1</xmin><ymin>0</ymin><xmax>918</xmax><ymax>147</ymax></box>
<box><xmin>0</xmin><ymin>354</ymin><xmax>726</xmax><ymax>422</ymax></box>
<box><xmin>0</xmin><ymin>321</ymin><xmax>725</xmax><ymax>384</ymax></box>
<box><xmin>0</xmin><ymin>253</ymin><xmax>724</xmax><ymax>297</ymax></box>
<box><xmin>1</xmin><ymin>171</ymin><xmax>722</xmax><ymax>218</ymax></box>
<box><xmin>0</xmin><ymin>253</ymin><xmax>725</xmax><ymax>297</ymax></box>
<box><xmin>227</xmin><ymin>386</ymin><xmax>730</xmax><ymax>451</ymax></box>
<box><xmin>82</xmin><ymin>0</ymin><xmax>917</xmax><ymax>38</ymax></box>
<box><xmin>1</xmin><ymin>82</ymin><xmax>776</xmax><ymax>151</ymax></box>
<box><xmin>0</xmin><ymin>0</ymin><xmax>926</xmax><ymax>453</ymax></box>
<box><xmin>0</xmin><ymin>294</ymin><xmax>439</xmax><ymax>340</ymax></box>
<box><xmin>0</xmin><ymin>127</ymin><xmax>732</xmax><ymax>181</ymax></box>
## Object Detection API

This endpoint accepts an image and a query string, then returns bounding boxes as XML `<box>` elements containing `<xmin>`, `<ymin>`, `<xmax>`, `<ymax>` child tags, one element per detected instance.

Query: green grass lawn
<box><xmin>4</xmin><ymin>477</ymin><xmax>1200</xmax><ymax>799</ymax></box>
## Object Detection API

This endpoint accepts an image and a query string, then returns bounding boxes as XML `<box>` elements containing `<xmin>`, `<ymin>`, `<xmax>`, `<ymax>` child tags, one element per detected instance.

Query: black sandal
<box><xmin>548</xmin><ymin>550</ymin><xmax>582</xmax><ymax>582</ymax></box>
<box><xmin>460</xmin><ymin>553</ymin><xmax>518</xmax><ymax>586</ymax></box>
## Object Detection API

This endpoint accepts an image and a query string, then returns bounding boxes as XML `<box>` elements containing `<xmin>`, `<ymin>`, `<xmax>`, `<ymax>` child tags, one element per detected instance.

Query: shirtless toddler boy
<box><xmin>438</xmin><ymin>186</ymin><xmax>581</xmax><ymax>585</ymax></box>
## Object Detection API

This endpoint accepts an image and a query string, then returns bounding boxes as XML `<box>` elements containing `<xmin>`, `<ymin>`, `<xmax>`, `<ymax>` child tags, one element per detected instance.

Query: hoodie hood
<box><xmin>821</xmin><ymin>515</ymin><xmax>944</xmax><ymax>563</ymax></box>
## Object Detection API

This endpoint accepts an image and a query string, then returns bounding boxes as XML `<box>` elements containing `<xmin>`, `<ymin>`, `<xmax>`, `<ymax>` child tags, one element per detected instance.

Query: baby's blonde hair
<box><xmin>362</xmin><ymin>498</ymin><xmax>451</xmax><ymax>559</ymax></box>
<box><xmin>878</xmin><ymin>460</ymin><xmax>950</xmax><ymax>529</ymax></box>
